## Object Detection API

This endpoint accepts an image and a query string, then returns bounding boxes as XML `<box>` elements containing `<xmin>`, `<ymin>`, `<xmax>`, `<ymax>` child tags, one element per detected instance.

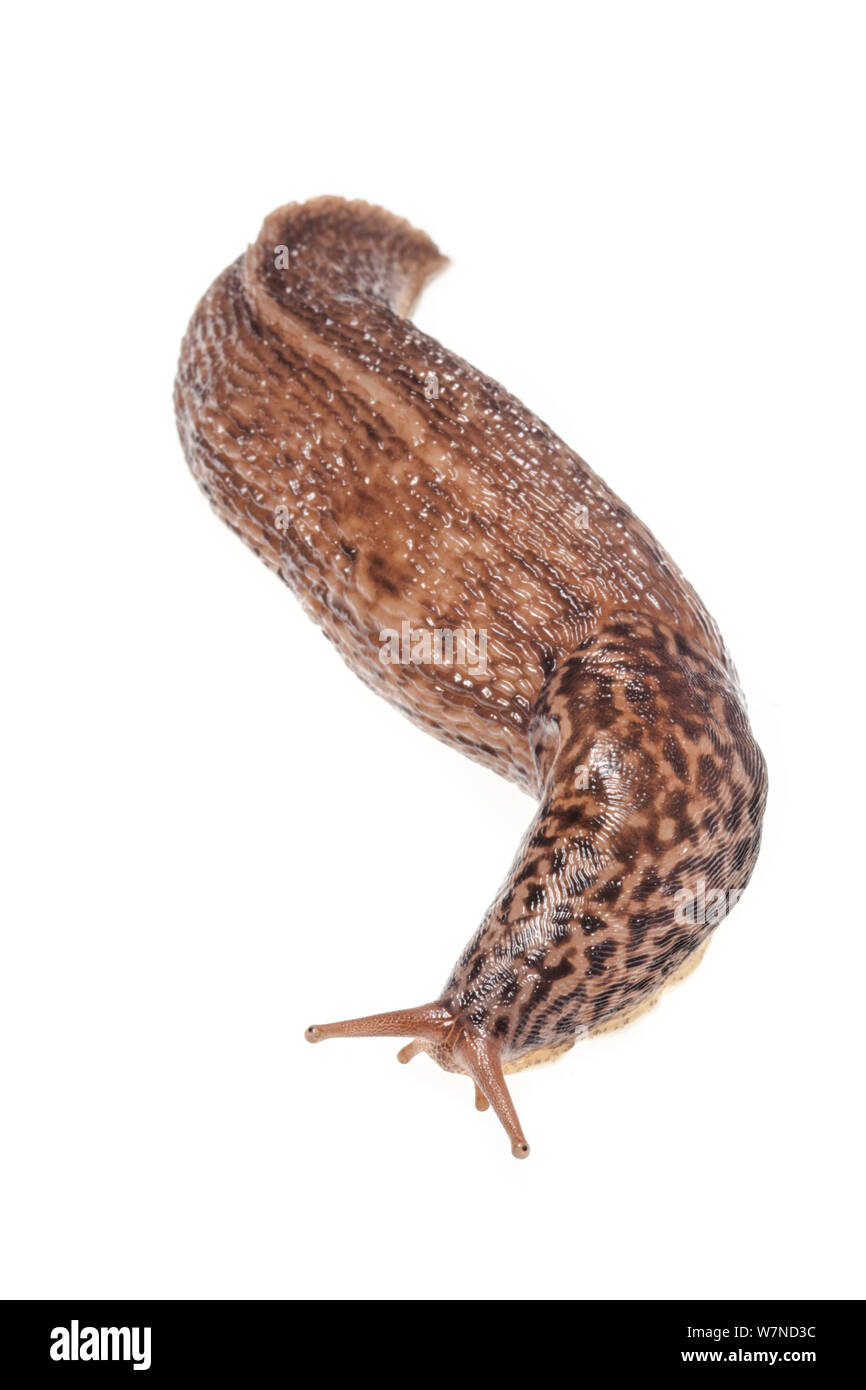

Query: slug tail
<box><xmin>246</xmin><ymin>196</ymin><xmax>449</xmax><ymax>324</ymax></box>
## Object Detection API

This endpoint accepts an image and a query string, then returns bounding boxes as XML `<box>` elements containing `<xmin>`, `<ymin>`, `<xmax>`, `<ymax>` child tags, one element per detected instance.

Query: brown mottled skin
<box><xmin>175</xmin><ymin>197</ymin><xmax>767</xmax><ymax>1157</ymax></box>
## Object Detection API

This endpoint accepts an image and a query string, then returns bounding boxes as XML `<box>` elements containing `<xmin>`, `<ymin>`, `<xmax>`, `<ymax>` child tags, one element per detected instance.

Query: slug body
<box><xmin>175</xmin><ymin>198</ymin><xmax>767</xmax><ymax>1157</ymax></box>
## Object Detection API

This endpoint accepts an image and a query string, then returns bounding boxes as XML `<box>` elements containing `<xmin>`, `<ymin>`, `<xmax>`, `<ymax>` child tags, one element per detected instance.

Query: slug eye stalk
<box><xmin>305</xmin><ymin>1005</ymin><xmax>530</xmax><ymax>1158</ymax></box>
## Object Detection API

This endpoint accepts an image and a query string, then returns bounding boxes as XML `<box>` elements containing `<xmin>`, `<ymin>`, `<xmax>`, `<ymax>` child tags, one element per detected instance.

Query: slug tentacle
<box><xmin>304</xmin><ymin>1004</ymin><xmax>453</xmax><ymax>1046</ymax></box>
<box><xmin>306</xmin><ymin>1000</ymin><xmax>530</xmax><ymax>1154</ymax></box>
<box><xmin>175</xmin><ymin>197</ymin><xmax>767</xmax><ymax>1159</ymax></box>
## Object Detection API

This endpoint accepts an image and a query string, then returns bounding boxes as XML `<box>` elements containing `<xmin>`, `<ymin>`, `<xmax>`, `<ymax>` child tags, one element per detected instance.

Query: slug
<box><xmin>175</xmin><ymin>197</ymin><xmax>767</xmax><ymax>1158</ymax></box>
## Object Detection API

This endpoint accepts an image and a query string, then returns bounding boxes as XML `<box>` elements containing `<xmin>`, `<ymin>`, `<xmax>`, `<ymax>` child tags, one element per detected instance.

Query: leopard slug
<box><xmin>175</xmin><ymin>197</ymin><xmax>767</xmax><ymax>1158</ymax></box>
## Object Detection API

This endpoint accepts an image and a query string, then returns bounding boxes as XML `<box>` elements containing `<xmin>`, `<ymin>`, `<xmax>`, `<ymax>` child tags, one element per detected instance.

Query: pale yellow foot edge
<box><xmin>504</xmin><ymin>1037</ymin><xmax>576</xmax><ymax>1074</ymax></box>
<box><xmin>499</xmin><ymin>938</ymin><xmax>713</xmax><ymax>1069</ymax></box>
<box><xmin>588</xmin><ymin>936</ymin><xmax>712</xmax><ymax>1039</ymax></box>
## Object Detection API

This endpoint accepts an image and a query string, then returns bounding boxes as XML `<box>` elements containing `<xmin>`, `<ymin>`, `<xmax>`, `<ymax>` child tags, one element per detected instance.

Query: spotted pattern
<box><xmin>175</xmin><ymin>197</ymin><xmax>767</xmax><ymax>1077</ymax></box>
<box><xmin>443</xmin><ymin>612</ymin><xmax>767</xmax><ymax>1057</ymax></box>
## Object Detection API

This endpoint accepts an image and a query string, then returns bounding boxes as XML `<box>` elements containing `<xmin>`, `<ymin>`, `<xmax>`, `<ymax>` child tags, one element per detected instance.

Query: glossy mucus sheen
<box><xmin>175</xmin><ymin>198</ymin><xmax>767</xmax><ymax>1158</ymax></box>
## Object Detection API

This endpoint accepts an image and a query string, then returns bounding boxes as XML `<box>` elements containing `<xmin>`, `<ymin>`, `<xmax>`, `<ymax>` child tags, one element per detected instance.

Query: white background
<box><xmin>2</xmin><ymin>1</ymin><xmax>864</xmax><ymax>1301</ymax></box>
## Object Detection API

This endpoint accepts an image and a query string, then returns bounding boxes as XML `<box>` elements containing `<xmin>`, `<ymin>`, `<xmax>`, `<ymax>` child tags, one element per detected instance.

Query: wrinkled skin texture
<box><xmin>175</xmin><ymin>198</ymin><xmax>767</xmax><ymax>1156</ymax></box>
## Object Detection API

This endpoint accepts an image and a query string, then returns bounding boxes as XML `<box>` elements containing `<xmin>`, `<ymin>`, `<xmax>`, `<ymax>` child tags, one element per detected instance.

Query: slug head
<box><xmin>305</xmin><ymin>1004</ymin><xmax>530</xmax><ymax>1158</ymax></box>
